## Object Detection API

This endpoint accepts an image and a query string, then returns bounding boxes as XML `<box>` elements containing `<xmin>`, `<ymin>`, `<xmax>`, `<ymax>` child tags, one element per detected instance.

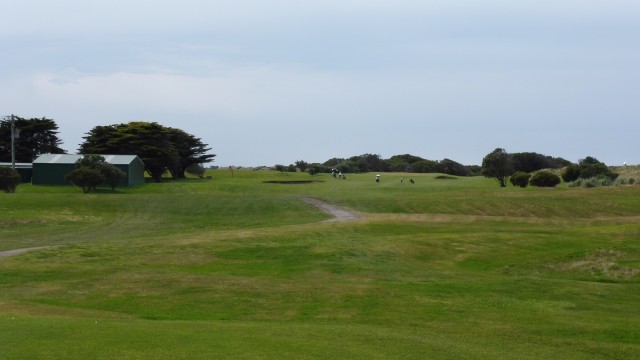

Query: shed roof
<box><xmin>33</xmin><ymin>154</ymin><xmax>141</xmax><ymax>165</ymax></box>
<box><xmin>0</xmin><ymin>163</ymin><xmax>32</xmax><ymax>169</ymax></box>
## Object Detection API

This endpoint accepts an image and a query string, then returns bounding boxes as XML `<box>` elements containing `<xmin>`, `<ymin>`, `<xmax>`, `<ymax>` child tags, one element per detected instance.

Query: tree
<box><xmin>511</xmin><ymin>152</ymin><xmax>570</xmax><ymax>173</ymax></box>
<box><xmin>65</xmin><ymin>167</ymin><xmax>104</xmax><ymax>193</ymax></box>
<box><xmin>0</xmin><ymin>116</ymin><xmax>65</xmax><ymax>162</ymax></box>
<box><xmin>307</xmin><ymin>163</ymin><xmax>328</xmax><ymax>176</ymax></box>
<box><xmin>67</xmin><ymin>154</ymin><xmax>126</xmax><ymax>191</ymax></box>
<box><xmin>80</xmin><ymin>122</ymin><xmax>215</xmax><ymax>182</ymax></box>
<box><xmin>274</xmin><ymin>164</ymin><xmax>287</xmax><ymax>173</ymax></box>
<box><xmin>295</xmin><ymin>160</ymin><xmax>308</xmax><ymax>172</ymax></box>
<box><xmin>482</xmin><ymin>148</ymin><xmax>513</xmax><ymax>187</ymax></box>
<box><xmin>165</xmin><ymin>127</ymin><xmax>215</xmax><ymax>179</ymax></box>
<box><xmin>0</xmin><ymin>166</ymin><xmax>21</xmax><ymax>193</ymax></box>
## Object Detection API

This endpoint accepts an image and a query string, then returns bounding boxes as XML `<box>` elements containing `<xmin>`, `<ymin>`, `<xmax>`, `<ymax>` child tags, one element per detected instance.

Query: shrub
<box><xmin>99</xmin><ymin>163</ymin><xmax>127</xmax><ymax>190</ymax></box>
<box><xmin>561</xmin><ymin>164</ymin><xmax>582</xmax><ymax>182</ymax></box>
<box><xmin>529</xmin><ymin>171</ymin><xmax>561</xmax><ymax>187</ymax></box>
<box><xmin>510</xmin><ymin>171</ymin><xmax>531</xmax><ymax>188</ymax></box>
<box><xmin>579</xmin><ymin>163</ymin><xmax>609</xmax><ymax>179</ymax></box>
<box><xmin>0</xmin><ymin>166</ymin><xmax>21</xmax><ymax>193</ymax></box>
<box><xmin>65</xmin><ymin>167</ymin><xmax>105</xmax><ymax>193</ymax></box>
<box><xmin>186</xmin><ymin>163</ymin><xmax>206</xmax><ymax>178</ymax></box>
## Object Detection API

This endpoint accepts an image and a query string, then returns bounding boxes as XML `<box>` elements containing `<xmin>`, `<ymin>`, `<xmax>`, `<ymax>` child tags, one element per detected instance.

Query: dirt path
<box><xmin>301</xmin><ymin>197</ymin><xmax>361</xmax><ymax>222</ymax></box>
<box><xmin>0</xmin><ymin>246</ymin><xmax>49</xmax><ymax>258</ymax></box>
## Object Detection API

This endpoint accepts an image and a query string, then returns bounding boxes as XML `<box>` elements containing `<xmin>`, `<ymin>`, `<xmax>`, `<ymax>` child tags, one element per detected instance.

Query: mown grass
<box><xmin>1</xmin><ymin>171</ymin><xmax>639</xmax><ymax>359</ymax></box>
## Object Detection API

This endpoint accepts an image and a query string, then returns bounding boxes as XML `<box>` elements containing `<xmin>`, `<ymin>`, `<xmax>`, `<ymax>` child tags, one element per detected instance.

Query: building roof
<box><xmin>0</xmin><ymin>162</ymin><xmax>32</xmax><ymax>169</ymax></box>
<box><xmin>33</xmin><ymin>154</ymin><xmax>142</xmax><ymax>165</ymax></box>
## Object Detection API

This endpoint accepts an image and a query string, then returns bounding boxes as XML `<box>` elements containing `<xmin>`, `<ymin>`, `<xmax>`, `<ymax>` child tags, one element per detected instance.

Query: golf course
<box><xmin>1</xmin><ymin>169</ymin><xmax>639</xmax><ymax>359</ymax></box>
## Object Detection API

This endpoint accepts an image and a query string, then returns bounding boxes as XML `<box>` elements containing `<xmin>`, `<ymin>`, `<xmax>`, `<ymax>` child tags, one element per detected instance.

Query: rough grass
<box><xmin>1</xmin><ymin>171</ymin><xmax>639</xmax><ymax>359</ymax></box>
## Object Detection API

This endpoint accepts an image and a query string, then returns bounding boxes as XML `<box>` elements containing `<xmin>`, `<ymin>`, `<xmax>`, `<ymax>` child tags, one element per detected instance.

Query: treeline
<box><xmin>285</xmin><ymin>152</ymin><xmax>570</xmax><ymax>177</ymax></box>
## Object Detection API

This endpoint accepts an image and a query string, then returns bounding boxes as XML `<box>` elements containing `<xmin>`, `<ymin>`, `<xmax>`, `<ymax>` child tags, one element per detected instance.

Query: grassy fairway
<box><xmin>1</xmin><ymin>171</ymin><xmax>639</xmax><ymax>359</ymax></box>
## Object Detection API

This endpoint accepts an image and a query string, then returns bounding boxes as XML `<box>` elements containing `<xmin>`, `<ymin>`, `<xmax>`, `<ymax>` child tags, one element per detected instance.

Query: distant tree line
<box><xmin>285</xmin><ymin>154</ymin><xmax>481</xmax><ymax>177</ymax></box>
<box><xmin>286</xmin><ymin>152</ymin><xmax>571</xmax><ymax>178</ymax></box>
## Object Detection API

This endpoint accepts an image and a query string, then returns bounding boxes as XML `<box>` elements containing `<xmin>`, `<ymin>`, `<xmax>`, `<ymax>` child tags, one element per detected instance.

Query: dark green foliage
<box><xmin>100</xmin><ymin>164</ymin><xmax>127</xmax><ymax>190</ymax></box>
<box><xmin>165</xmin><ymin>127</ymin><xmax>215</xmax><ymax>179</ymax></box>
<box><xmin>436</xmin><ymin>158</ymin><xmax>470</xmax><ymax>176</ymax></box>
<box><xmin>79</xmin><ymin>122</ymin><xmax>215</xmax><ymax>182</ymax></box>
<box><xmin>294</xmin><ymin>160</ymin><xmax>308</xmax><ymax>172</ymax></box>
<box><xmin>562</xmin><ymin>156</ymin><xmax>617</xmax><ymax>183</ymax></box>
<box><xmin>0</xmin><ymin>116</ymin><xmax>65</xmax><ymax>162</ymax></box>
<box><xmin>510</xmin><ymin>171</ymin><xmax>531</xmax><ymax>188</ymax></box>
<box><xmin>411</xmin><ymin>160</ymin><xmax>438</xmax><ymax>173</ymax></box>
<box><xmin>561</xmin><ymin>164</ymin><xmax>582</xmax><ymax>182</ymax></box>
<box><xmin>347</xmin><ymin>154</ymin><xmax>389</xmax><ymax>173</ymax></box>
<box><xmin>68</xmin><ymin>155</ymin><xmax>126</xmax><ymax>191</ymax></box>
<box><xmin>0</xmin><ymin>166</ymin><xmax>21</xmax><ymax>193</ymax></box>
<box><xmin>579</xmin><ymin>156</ymin><xmax>601</xmax><ymax>165</ymax></box>
<box><xmin>76</xmin><ymin>154</ymin><xmax>107</xmax><ymax>168</ymax></box>
<box><xmin>387</xmin><ymin>154</ymin><xmax>426</xmax><ymax>172</ymax></box>
<box><xmin>529</xmin><ymin>171</ymin><xmax>561</xmax><ymax>187</ymax></box>
<box><xmin>511</xmin><ymin>152</ymin><xmax>571</xmax><ymax>173</ymax></box>
<box><xmin>466</xmin><ymin>165</ymin><xmax>482</xmax><ymax>176</ymax></box>
<box><xmin>579</xmin><ymin>163</ymin><xmax>609</xmax><ymax>179</ymax></box>
<box><xmin>315</xmin><ymin>154</ymin><xmax>473</xmax><ymax>175</ymax></box>
<box><xmin>274</xmin><ymin>164</ymin><xmax>287</xmax><ymax>173</ymax></box>
<box><xmin>65</xmin><ymin>167</ymin><xmax>105</xmax><ymax>193</ymax></box>
<box><xmin>307</xmin><ymin>163</ymin><xmax>329</xmax><ymax>176</ymax></box>
<box><xmin>481</xmin><ymin>148</ymin><xmax>513</xmax><ymax>187</ymax></box>
<box><xmin>186</xmin><ymin>163</ymin><xmax>206</xmax><ymax>178</ymax></box>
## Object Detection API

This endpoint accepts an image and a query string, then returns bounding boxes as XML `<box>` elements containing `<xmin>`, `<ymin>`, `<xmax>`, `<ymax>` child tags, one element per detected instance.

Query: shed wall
<box><xmin>32</xmin><ymin>163</ymin><xmax>76</xmax><ymax>185</ymax></box>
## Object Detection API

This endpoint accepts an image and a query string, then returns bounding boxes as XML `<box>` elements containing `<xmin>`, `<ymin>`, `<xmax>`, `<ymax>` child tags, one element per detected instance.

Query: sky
<box><xmin>1</xmin><ymin>0</ymin><xmax>639</xmax><ymax>167</ymax></box>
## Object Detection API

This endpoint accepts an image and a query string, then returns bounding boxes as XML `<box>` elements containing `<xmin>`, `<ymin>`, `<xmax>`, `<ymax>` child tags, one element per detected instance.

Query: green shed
<box><xmin>32</xmin><ymin>154</ymin><xmax>146</xmax><ymax>186</ymax></box>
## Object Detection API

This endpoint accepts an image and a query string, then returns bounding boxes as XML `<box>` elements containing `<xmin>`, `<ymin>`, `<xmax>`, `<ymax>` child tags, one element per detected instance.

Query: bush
<box><xmin>529</xmin><ymin>171</ymin><xmax>561</xmax><ymax>187</ymax></box>
<box><xmin>186</xmin><ymin>163</ymin><xmax>206</xmax><ymax>178</ymax></box>
<box><xmin>65</xmin><ymin>167</ymin><xmax>105</xmax><ymax>193</ymax></box>
<box><xmin>0</xmin><ymin>166</ymin><xmax>21</xmax><ymax>193</ymax></box>
<box><xmin>510</xmin><ymin>171</ymin><xmax>531</xmax><ymax>188</ymax></box>
<box><xmin>99</xmin><ymin>163</ymin><xmax>127</xmax><ymax>190</ymax></box>
<box><xmin>561</xmin><ymin>164</ymin><xmax>582</xmax><ymax>182</ymax></box>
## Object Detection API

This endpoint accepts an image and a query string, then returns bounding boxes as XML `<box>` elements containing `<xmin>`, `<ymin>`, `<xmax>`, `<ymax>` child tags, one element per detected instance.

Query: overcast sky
<box><xmin>1</xmin><ymin>1</ymin><xmax>638</xmax><ymax>166</ymax></box>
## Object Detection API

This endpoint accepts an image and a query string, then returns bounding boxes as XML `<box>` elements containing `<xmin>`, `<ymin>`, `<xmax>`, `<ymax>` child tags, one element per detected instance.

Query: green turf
<box><xmin>1</xmin><ymin>171</ymin><xmax>639</xmax><ymax>359</ymax></box>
